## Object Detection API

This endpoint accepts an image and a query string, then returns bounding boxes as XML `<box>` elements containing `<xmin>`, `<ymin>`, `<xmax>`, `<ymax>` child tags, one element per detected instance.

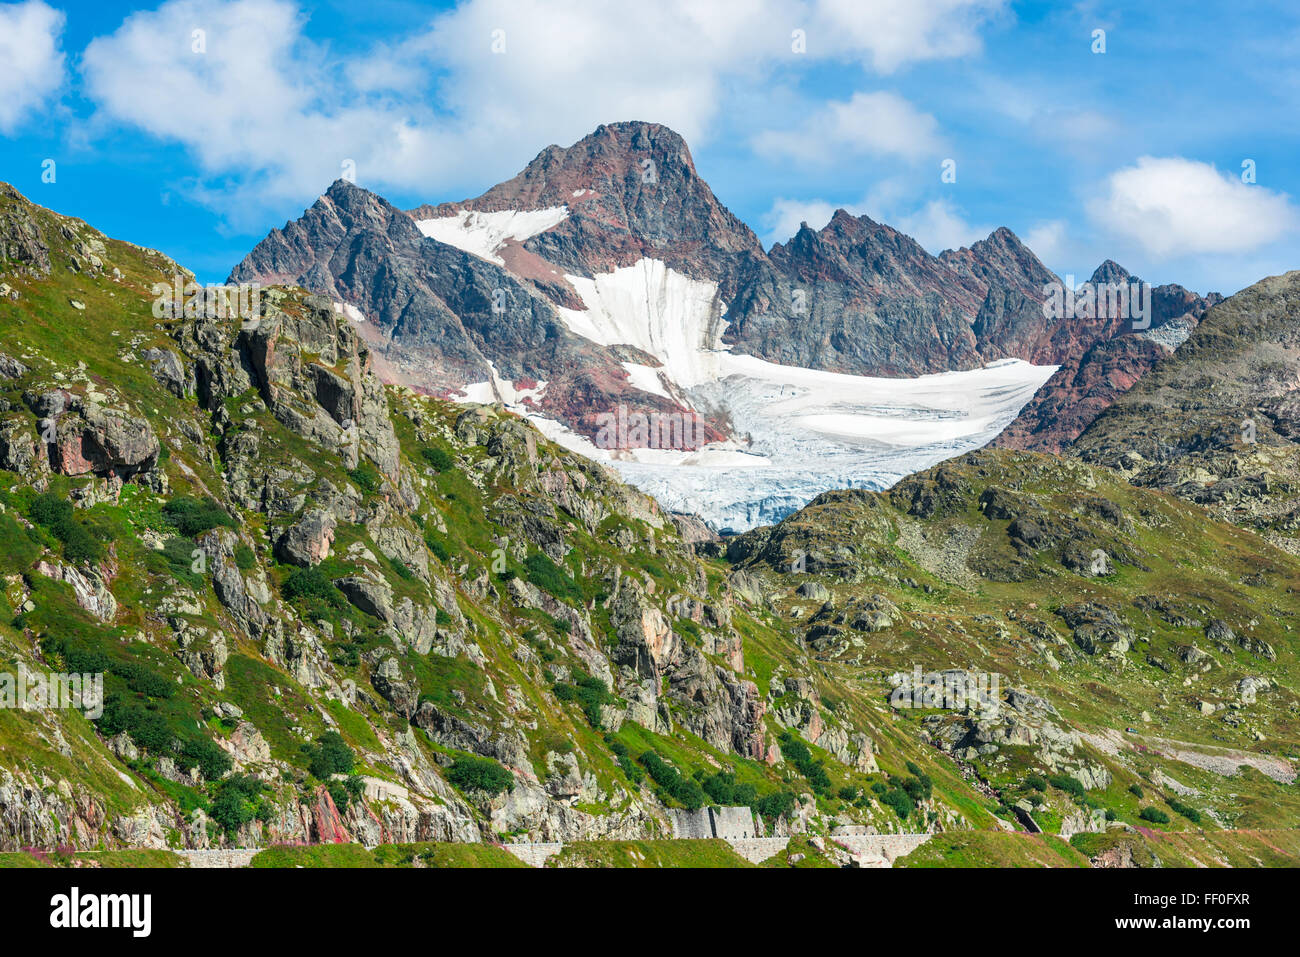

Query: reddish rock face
<box><xmin>993</xmin><ymin>336</ymin><xmax>1172</xmax><ymax>454</ymax></box>
<box><xmin>54</xmin><ymin>434</ymin><xmax>97</xmax><ymax>475</ymax></box>
<box><xmin>991</xmin><ymin>261</ymin><xmax>1220</xmax><ymax>453</ymax></box>
<box><xmin>309</xmin><ymin>787</ymin><xmax>352</xmax><ymax>844</ymax></box>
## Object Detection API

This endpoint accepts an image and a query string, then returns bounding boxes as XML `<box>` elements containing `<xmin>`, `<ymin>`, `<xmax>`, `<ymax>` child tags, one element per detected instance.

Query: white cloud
<box><xmin>1023</xmin><ymin>219</ymin><xmax>1067</xmax><ymax>261</ymax></box>
<box><xmin>77</xmin><ymin>0</ymin><xmax>1003</xmax><ymax>216</ymax></box>
<box><xmin>0</xmin><ymin>0</ymin><xmax>65</xmax><ymax>134</ymax></box>
<box><xmin>1089</xmin><ymin>156</ymin><xmax>1297</xmax><ymax>257</ymax></box>
<box><xmin>892</xmin><ymin>199</ymin><xmax>991</xmax><ymax>253</ymax></box>
<box><xmin>760</xmin><ymin>192</ymin><xmax>989</xmax><ymax>254</ymax></box>
<box><xmin>761</xmin><ymin>197</ymin><xmax>840</xmax><ymax>245</ymax></box>
<box><xmin>807</xmin><ymin>0</ymin><xmax>1007</xmax><ymax>72</ymax></box>
<box><xmin>753</xmin><ymin>91</ymin><xmax>944</xmax><ymax>163</ymax></box>
<box><xmin>81</xmin><ymin>0</ymin><xmax>462</xmax><ymax>222</ymax></box>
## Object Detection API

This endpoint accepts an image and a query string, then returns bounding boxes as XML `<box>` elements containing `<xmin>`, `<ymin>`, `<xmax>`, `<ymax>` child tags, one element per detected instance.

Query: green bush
<box><xmin>1128</xmin><ymin>783</ymin><xmax>1144</xmax><ymax>798</ymax></box>
<box><xmin>1167</xmin><ymin>798</ymin><xmax>1201</xmax><ymax>824</ymax></box>
<box><xmin>306</xmin><ymin>731</ymin><xmax>354</xmax><ymax>779</ymax></box>
<box><xmin>755</xmin><ymin>790</ymin><xmax>796</xmax><ymax>821</ymax></box>
<box><xmin>447</xmin><ymin>755</ymin><xmax>514</xmax><ymax>796</ymax></box>
<box><xmin>425</xmin><ymin>532</ymin><xmax>451</xmax><ymax>562</ymax></box>
<box><xmin>524</xmin><ymin>552</ymin><xmax>583</xmax><ymax>603</ymax></box>
<box><xmin>882</xmin><ymin>788</ymin><xmax>914</xmax><ymax>820</ymax></box>
<box><xmin>702</xmin><ymin>771</ymin><xmax>758</xmax><ymax>808</ymax></box>
<box><xmin>552</xmin><ymin>673</ymin><xmax>615</xmax><ymax>729</ymax></box>
<box><xmin>177</xmin><ymin>735</ymin><xmax>232</xmax><ymax>780</ymax></box>
<box><xmin>1139</xmin><ymin>807</ymin><xmax>1171</xmax><ymax>824</ymax></box>
<box><xmin>283</xmin><ymin>566</ymin><xmax>345</xmax><ymax>607</ymax></box>
<box><xmin>28</xmin><ymin>492</ymin><xmax>104</xmax><ymax>564</ymax></box>
<box><xmin>1025</xmin><ymin>774</ymin><xmax>1047</xmax><ymax>792</ymax></box>
<box><xmin>96</xmin><ymin>697</ymin><xmax>174</xmax><ymax>752</ymax></box>
<box><xmin>210</xmin><ymin>775</ymin><xmax>265</xmax><ymax>834</ymax></box>
<box><xmin>420</xmin><ymin>446</ymin><xmax>454</xmax><ymax>472</ymax></box>
<box><xmin>157</xmin><ymin>536</ymin><xmax>205</xmax><ymax>587</ymax></box>
<box><xmin>163</xmin><ymin>495</ymin><xmax>236</xmax><ymax>537</ymax></box>
<box><xmin>778</xmin><ymin>732</ymin><xmax>832</xmax><ymax>795</ymax></box>
<box><xmin>347</xmin><ymin>462</ymin><xmax>383</xmax><ymax>494</ymax></box>
<box><xmin>328</xmin><ymin>775</ymin><xmax>366</xmax><ymax>812</ymax></box>
<box><xmin>606</xmin><ymin>737</ymin><xmax>644</xmax><ymax>785</ymax></box>
<box><xmin>639</xmin><ymin>752</ymin><xmax>706</xmax><ymax>810</ymax></box>
<box><xmin>1049</xmin><ymin>774</ymin><xmax>1086</xmax><ymax>799</ymax></box>
<box><xmin>234</xmin><ymin>544</ymin><xmax>257</xmax><ymax>569</ymax></box>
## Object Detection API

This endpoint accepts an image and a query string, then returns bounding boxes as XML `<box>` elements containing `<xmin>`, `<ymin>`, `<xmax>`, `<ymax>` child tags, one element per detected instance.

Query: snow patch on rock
<box><xmin>415</xmin><ymin>207</ymin><xmax>569</xmax><ymax>265</ymax></box>
<box><xmin>556</xmin><ymin>259</ymin><xmax>726</xmax><ymax>389</ymax></box>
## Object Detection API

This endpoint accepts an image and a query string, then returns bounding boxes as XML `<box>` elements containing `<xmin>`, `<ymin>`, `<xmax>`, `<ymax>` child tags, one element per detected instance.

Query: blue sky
<box><xmin>1</xmin><ymin>0</ymin><xmax>1298</xmax><ymax>293</ymax></box>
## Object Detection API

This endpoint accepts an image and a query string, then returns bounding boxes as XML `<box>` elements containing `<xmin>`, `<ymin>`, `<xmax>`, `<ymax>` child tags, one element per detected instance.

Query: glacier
<box><xmin>409</xmin><ymin>204</ymin><xmax>1057</xmax><ymax>532</ymax></box>
<box><xmin>449</xmin><ymin>251</ymin><xmax>1056</xmax><ymax>531</ymax></box>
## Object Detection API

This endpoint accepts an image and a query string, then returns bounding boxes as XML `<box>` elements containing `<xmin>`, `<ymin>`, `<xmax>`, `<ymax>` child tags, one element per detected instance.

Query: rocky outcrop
<box><xmin>1070</xmin><ymin>270</ymin><xmax>1300</xmax><ymax>551</ymax></box>
<box><xmin>24</xmin><ymin>388</ymin><xmax>159</xmax><ymax>479</ymax></box>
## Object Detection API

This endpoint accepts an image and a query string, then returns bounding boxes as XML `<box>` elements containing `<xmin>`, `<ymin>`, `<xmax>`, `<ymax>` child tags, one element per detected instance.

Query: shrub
<box><xmin>306</xmin><ymin>731</ymin><xmax>354</xmax><ymax>779</ymax></box>
<box><xmin>1026</xmin><ymin>774</ymin><xmax>1047</xmax><ymax>792</ymax></box>
<box><xmin>639</xmin><ymin>752</ymin><xmax>706</xmax><ymax>810</ymax></box>
<box><xmin>524</xmin><ymin>552</ymin><xmax>582</xmax><ymax>603</ymax></box>
<box><xmin>1049</xmin><ymin>774</ymin><xmax>1086</xmax><ymax>799</ymax></box>
<box><xmin>163</xmin><ymin>495</ymin><xmax>236</xmax><ymax>537</ymax></box>
<box><xmin>283</xmin><ymin>566</ymin><xmax>343</xmax><ymax>606</ymax></box>
<box><xmin>1167</xmin><ymin>798</ymin><xmax>1201</xmax><ymax>824</ymax></box>
<box><xmin>159</xmin><ymin>536</ymin><xmax>205</xmax><ymax>587</ymax></box>
<box><xmin>606</xmin><ymin>738</ymin><xmax>644</xmax><ymax>785</ymax></box>
<box><xmin>425</xmin><ymin>532</ymin><xmax>451</xmax><ymax>562</ymax></box>
<box><xmin>29</xmin><ymin>492</ymin><xmax>73</xmax><ymax>529</ymax></box>
<box><xmin>702</xmin><ymin>771</ymin><xmax>758</xmax><ymax>808</ymax></box>
<box><xmin>756</xmin><ymin>790</ymin><xmax>796</xmax><ymax>821</ymax></box>
<box><xmin>28</xmin><ymin>492</ymin><xmax>104</xmax><ymax>564</ymax></box>
<box><xmin>328</xmin><ymin>775</ymin><xmax>366</xmax><ymax>812</ymax></box>
<box><xmin>210</xmin><ymin>774</ymin><xmax>265</xmax><ymax>834</ymax></box>
<box><xmin>234</xmin><ymin>544</ymin><xmax>256</xmax><ymax>570</ymax></box>
<box><xmin>96</xmin><ymin>697</ymin><xmax>173</xmax><ymax>752</ymax></box>
<box><xmin>177</xmin><ymin>735</ymin><xmax>232</xmax><ymax>780</ymax></box>
<box><xmin>778</xmin><ymin>732</ymin><xmax>833</xmax><ymax>795</ymax></box>
<box><xmin>1139</xmin><ymin>807</ymin><xmax>1171</xmax><ymax>824</ymax></box>
<box><xmin>552</xmin><ymin>673</ymin><xmax>615</xmax><ymax>729</ymax></box>
<box><xmin>347</xmin><ymin>462</ymin><xmax>383</xmax><ymax>494</ymax></box>
<box><xmin>882</xmin><ymin>788</ymin><xmax>914</xmax><ymax>820</ymax></box>
<box><xmin>420</xmin><ymin>446</ymin><xmax>454</xmax><ymax>472</ymax></box>
<box><xmin>1128</xmin><ymin>783</ymin><xmax>1144</xmax><ymax>798</ymax></box>
<box><xmin>447</xmin><ymin>755</ymin><xmax>514</xmax><ymax>796</ymax></box>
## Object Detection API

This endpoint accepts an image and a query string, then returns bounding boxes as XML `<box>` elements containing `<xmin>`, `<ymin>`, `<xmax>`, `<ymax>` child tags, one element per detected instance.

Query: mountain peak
<box><xmin>1088</xmin><ymin>259</ymin><xmax>1133</xmax><ymax>286</ymax></box>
